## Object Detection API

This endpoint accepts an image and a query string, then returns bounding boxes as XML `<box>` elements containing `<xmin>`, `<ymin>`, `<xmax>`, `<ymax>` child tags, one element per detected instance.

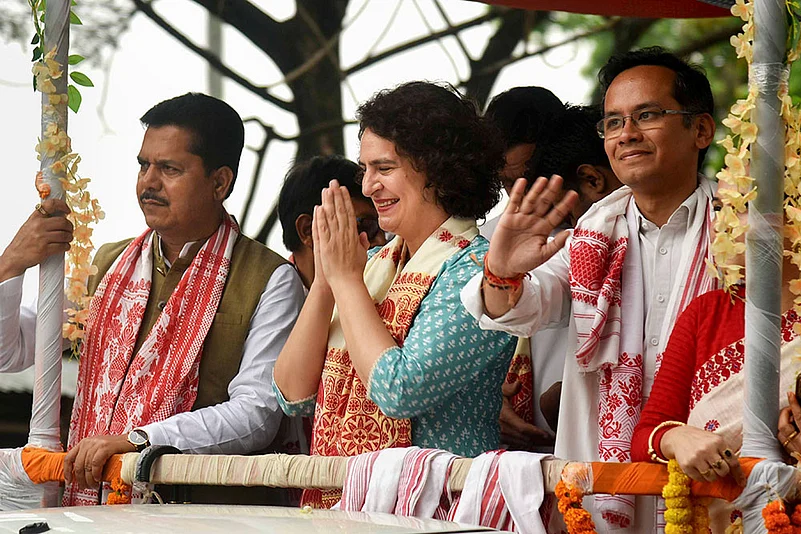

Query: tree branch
<box><xmin>131</xmin><ymin>0</ymin><xmax>295</xmax><ymax>113</ymax></box>
<box><xmin>673</xmin><ymin>23</ymin><xmax>742</xmax><ymax>59</ymax></box>
<box><xmin>344</xmin><ymin>11</ymin><xmax>502</xmax><ymax>76</ymax></box>
<box><xmin>471</xmin><ymin>20</ymin><xmax>619</xmax><ymax>81</ymax></box>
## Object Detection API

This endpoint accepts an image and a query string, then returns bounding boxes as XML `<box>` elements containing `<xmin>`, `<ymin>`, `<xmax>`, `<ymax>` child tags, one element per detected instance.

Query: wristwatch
<box><xmin>127</xmin><ymin>428</ymin><xmax>150</xmax><ymax>452</ymax></box>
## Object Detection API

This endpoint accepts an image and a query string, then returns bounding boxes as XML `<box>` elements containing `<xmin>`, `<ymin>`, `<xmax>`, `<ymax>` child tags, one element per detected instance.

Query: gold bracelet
<box><xmin>647</xmin><ymin>420</ymin><xmax>686</xmax><ymax>464</ymax></box>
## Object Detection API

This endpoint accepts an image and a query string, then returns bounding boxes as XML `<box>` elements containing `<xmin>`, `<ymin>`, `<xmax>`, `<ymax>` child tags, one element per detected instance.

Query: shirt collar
<box><xmin>633</xmin><ymin>185</ymin><xmax>701</xmax><ymax>234</ymax></box>
<box><xmin>153</xmin><ymin>234</ymin><xmax>200</xmax><ymax>270</ymax></box>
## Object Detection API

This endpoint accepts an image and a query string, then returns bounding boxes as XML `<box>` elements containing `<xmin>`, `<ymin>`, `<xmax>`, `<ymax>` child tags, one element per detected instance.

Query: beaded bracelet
<box><xmin>647</xmin><ymin>420</ymin><xmax>686</xmax><ymax>464</ymax></box>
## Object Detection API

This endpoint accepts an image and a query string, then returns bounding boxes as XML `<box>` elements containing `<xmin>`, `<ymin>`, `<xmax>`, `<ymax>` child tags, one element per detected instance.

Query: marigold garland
<box><xmin>28</xmin><ymin>0</ymin><xmax>102</xmax><ymax>357</ymax></box>
<box><xmin>662</xmin><ymin>460</ymin><xmax>710</xmax><ymax>534</ymax></box>
<box><xmin>106</xmin><ymin>476</ymin><xmax>132</xmax><ymax>505</ymax></box>
<box><xmin>555</xmin><ymin>480</ymin><xmax>597</xmax><ymax>534</ymax></box>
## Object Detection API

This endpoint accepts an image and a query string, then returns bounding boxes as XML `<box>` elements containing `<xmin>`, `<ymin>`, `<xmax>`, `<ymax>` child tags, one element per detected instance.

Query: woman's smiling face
<box><xmin>358</xmin><ymin>128</ymin><xmax>449</xmax><ymax>253</ymax></box>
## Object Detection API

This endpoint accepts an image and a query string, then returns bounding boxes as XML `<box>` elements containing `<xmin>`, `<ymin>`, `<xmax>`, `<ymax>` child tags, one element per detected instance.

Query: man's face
<box><xmin>603</xmin><ymin>65</ymin><xmax>707</xmax><ymax>196</ymax></box>
<box><xmin>136</xmin><ymin>125</ymin><xmax>226</xmax><ymax>243</ymax></box>
<box><xmin>500</xmin><ymin>143</ymin><xmax>536</xmax><ymax>195</ymax></box>
<box><xmin>351</xmin><ymin>197</ymin><xmax>388</xmax><ymax>248</ymax></box>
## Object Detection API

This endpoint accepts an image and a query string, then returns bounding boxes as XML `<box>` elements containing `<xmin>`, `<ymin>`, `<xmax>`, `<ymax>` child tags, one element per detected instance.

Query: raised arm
<box><xmin>0</xmin><ymin>199</ymin><xmax>73</xmax><ymax>372</ymax></box>
<box><xmin>481</xmin><ymin>176</ymin><xmax>577</xmax><ymax>318</ymax></box>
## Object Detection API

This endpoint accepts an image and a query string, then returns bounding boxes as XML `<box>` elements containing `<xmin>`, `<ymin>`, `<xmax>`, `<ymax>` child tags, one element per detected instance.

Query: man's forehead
<box><xmin>603</xmin><ymin>65</ymin><xmax>677</xmax><ymax>113</ymax></box>
<box><xmin>139</xmin><ymin>125</ymin><xmax>195</xmax><ymax>156</ymax></box>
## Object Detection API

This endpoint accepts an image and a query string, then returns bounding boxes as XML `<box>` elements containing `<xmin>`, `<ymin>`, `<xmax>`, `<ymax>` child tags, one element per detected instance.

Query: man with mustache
<box><xmin>462</xmin><ymin>47</ymin><xmax>718</xmax><ymax>532</ymax></box>
<box><xmin>0</xmin><ymin>93</ymin><xmax>305</xmax><ymax>506</ymax></box>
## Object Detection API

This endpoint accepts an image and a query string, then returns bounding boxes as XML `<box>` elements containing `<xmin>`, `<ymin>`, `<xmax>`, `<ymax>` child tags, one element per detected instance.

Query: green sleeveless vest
<box><xmin>88</xmin><ymin>232</ymin><xmax>286</xmax><ymax>410</ymax></box>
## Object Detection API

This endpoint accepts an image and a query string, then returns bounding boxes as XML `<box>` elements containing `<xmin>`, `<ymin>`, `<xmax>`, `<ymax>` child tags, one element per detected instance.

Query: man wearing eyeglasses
<box><xmin>278</xmin><ymin>155</ymin><xmax>387</xmax><ymax>292</ymax></box>
<box><xmin>461</xmin><ymin>46</ymin><xmax>717</xmax><ymax>533</ymax></box>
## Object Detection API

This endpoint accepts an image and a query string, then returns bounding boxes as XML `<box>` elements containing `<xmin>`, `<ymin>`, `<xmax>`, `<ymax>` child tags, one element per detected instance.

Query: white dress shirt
<box><xmin>0</xmin><ymin>244</ymin><xmax>305</xmax><ymax>455</ymax></box>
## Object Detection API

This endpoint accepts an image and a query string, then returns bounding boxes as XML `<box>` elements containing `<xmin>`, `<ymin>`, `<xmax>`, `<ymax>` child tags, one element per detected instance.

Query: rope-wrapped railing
<box><xmin>17</xmin><ymin>447</ymin><xmax>760</xmax><ymax>501</ymax></box>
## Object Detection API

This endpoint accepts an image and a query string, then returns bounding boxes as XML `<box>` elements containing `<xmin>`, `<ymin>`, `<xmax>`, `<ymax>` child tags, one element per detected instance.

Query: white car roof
<box><xmin>0</xmin><ymin>504</ymin><xmax>505</xmax><ymax>533</ymax></box>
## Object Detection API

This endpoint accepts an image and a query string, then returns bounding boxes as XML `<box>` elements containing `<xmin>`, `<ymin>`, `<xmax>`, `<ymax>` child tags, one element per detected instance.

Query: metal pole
<box><xmin>741</xmin><ymin>0</ymin><xmax>786</xmax><ymax>463</ymax></box>
<box><xmin>30</xmin><ymin>0</ymin><xmax>69</xmax><ymax>457</ymax></box>
<box><xmin>208</xmin><ymin>12</ymin><xmax>223</xmax><ymax>98</ymax></box>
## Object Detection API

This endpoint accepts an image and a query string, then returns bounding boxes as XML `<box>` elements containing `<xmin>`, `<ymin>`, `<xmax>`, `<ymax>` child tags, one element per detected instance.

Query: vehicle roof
<box><xmin>0</xmin><ymin>504</ymin><xmax>505</xmax><ymax>534</ymax></box>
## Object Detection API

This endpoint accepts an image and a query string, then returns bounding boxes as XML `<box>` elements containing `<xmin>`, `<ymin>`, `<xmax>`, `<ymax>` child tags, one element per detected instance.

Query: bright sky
<box><xmin>2</xmin><ymin>0</ymin><xmax>593</xmax><ymax>301</ymax></box>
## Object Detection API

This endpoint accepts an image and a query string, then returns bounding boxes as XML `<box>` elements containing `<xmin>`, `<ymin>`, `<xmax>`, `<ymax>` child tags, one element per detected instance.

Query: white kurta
<box><xmin>462</xmin><ymin>185</ymin><xmax>711</xmax><ymax>533</ymax></box>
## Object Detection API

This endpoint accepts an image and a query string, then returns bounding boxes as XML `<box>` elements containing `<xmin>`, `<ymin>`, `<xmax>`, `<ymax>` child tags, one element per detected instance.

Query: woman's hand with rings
<box><xmin>660</xmin><ymin>425</ymin><xmax>745</xmax><ymax>486</ymax></box>
<box><xmin>779</xmin><ymin>391</ymin><xmax>801</xmax><ymax>460</ymax></box>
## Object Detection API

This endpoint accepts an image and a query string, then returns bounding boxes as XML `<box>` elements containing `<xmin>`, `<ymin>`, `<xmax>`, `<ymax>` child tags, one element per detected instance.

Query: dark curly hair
<box><xmin>599</xmin><ymin>46</ymin><xmax>714</xmax><ymax>170</ymax></box>
<box><xmin>356</xmin><ymin>81</ymin><xmax>504</xmax><ymax>220</ymax></box>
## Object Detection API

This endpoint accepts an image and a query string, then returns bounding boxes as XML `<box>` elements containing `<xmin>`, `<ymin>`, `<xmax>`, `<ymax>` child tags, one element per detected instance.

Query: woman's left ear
<box><xmin>213</xmin><ymin>167</ymin><xmax>235</xmax><ymax>200</ymax></box>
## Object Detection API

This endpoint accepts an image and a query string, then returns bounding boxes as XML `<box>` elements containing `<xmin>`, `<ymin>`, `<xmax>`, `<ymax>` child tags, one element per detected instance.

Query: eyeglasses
<box><xmin>596</xmin><ymin>107</ymin><xmax>697</xmax><ymax>139</ymax></box>
<box><xmin>356</xmin><ymin>216</ymin><xmax>383</xmax><ymax>241</ymax></box>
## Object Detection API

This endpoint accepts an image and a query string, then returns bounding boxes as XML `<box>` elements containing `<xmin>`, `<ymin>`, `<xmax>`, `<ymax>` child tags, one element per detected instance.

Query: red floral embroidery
<box><xmin>704</xmin><ymin>419</ymin><xmax>720</xmax><ymax>432</ymax></box>
<box><xmin>569</xmin><ymin>228</ymin><xmax>627</xmax><ymax>307</ymax></box>
<box><xmin>438</xmin><ymin>230</ymin><xmax>454</xmax><ymax>242</ymax></box>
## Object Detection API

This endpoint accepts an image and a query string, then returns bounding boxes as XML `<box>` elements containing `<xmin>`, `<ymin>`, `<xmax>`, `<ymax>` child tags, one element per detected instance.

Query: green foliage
<box><xmin>27</xmin><ymin>0</ymin><xmax>92</xmax><ymax>114</ymax></box>
<box><xmin>789</xmin><ymin>0</ymin><xmax>801</xmax><ymax>56</ymax></box>
<box><xmin>67</xmin><ymin>84</ymin><xmax>81</xmax><ymax>112</ymax></box>
<box><xmin>69</xmin><ymin>71</ymin><xmax>92</xmax><ymax>86</ymax></box>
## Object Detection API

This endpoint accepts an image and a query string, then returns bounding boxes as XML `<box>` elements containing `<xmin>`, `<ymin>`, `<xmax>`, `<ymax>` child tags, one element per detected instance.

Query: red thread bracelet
<box><xmin>483</xmin><ymin>253</ymin><xmax>527</xmax><ymax>291</ymax></box>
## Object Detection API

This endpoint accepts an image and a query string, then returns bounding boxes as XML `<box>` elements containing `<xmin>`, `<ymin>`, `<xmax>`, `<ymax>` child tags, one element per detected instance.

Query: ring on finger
<box><xmin>699</xmin><ymin>469</ymin><xmax>711</xmax><ymax>477</ymax></box>
<box><xmin>722</xmin><ymin>448</ymin><xmax>734</xmax><ymax>459</ymax></box>
<box><xmin>35</xmin><ymin>203</ymin><xmax>50</xmax><ymax>217</ymax></box>
<box><xmin>711</xmin><ymin>459</ymin><xmax>724</xmax><ymax>470</ymax></box>
<box><xmin>783</xmin><ymin>430</ymin><xmax>799</xmax><ymax>448</ymax></box>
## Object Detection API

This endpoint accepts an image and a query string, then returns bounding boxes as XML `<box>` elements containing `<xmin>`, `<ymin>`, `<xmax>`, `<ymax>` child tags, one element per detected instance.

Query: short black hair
<box><xmin>140</xmin><ymin>93</ymin><xmax>245</xmax><ymax>198</ymax></box>
<box><xmin>485</xmin><ymin>86</ymin><xmax>564</xmax><ymax>149</ymax></box>
<box><xmin>526</xmin><ymin>105</ymin><xmax>609</xmax><ymax>191</ymax></box>
<box><xmin>278</xmin><ymin>155</ymin><xmax>364</xmax><ymax>252</ymax></box>
<box><xmin>357</xmin><ymin>81</ymin><xmax>504</xmax><ymax>220</ymax></box>
<box><xmin>598</xmin><ymin>46</ymin><xmax>714</xmax><ymax>169</ymax></box>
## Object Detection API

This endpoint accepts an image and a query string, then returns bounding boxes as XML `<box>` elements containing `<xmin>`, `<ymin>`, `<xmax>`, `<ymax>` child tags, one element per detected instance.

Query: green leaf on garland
<box><xmin>32</xmin><ymin>46</ymin><xmax>42</xmax><ymax>61</ymax></box>
<box><xmin>31</xmin><ymin>33</ymin><xmax>39</xmax><ymax>45</ymax></box>
<box><xmin>68</xmin><ymin>54</ymin><xmax>84</xmax><ymax>65</ymax></box>
<box><xmin>67</xmin><ymin>84</ymin><xmax>81</xmax><ymax>113</ymax></box>
<box><xmin>38</xmin><ymin>0</ymin><xmax>46</xmax><ymax>12</ymax></box>
<box><xmin>32</xmin><ymin>75</ymin><xmax>37</xmax><ymax>92</ymax></box>
<box><xmin>69</xmin><ymin>11</ymin><xmax>82</xmax><ymax>25</ymax></box>
<box><xmin>70</xmin><ymin>71</ymin><xmax>93</xmax><ymax>87</ymax></box>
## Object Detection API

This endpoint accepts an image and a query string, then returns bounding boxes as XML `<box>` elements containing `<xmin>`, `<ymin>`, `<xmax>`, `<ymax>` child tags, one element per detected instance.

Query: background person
<box><xmin>273</xmin><ymin>81</ymin><xmax>516</xmax><ymax>508</ymax></box>
<box><xmin>500</xmin><ymin>104</ymin><xmax>623</xmax><ymax>452</ymax></box>
<box><xmin>278</xmin><ymin>154</ymin><xmax>387</xmax><ymax>291</ymax></box>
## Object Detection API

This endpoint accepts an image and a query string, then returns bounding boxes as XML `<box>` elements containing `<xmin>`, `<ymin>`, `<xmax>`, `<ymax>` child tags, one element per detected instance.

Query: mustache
<box><xmin>139</xmin><ymin>191</ymin><xmax>168</xmax><ymax>205</ymax></box>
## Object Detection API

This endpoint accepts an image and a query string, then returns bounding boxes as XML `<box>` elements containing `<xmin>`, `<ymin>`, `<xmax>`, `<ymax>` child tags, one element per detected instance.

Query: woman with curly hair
<box><xmin>273</xmin><ymin>81</ymin><xmax>517</xmax><ymax>508</ymax></box>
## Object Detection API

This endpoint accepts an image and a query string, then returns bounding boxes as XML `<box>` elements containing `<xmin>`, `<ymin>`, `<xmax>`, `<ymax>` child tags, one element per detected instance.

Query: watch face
<box><xmin>128</xmin><ymin>429</ymin><xmax>148</xmax><ymax>446</ymax></box>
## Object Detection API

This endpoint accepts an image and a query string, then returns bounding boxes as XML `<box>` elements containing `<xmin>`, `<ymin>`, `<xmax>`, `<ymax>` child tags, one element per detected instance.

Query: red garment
<box><xmin>631</xmin><ymin>287</ymin><xmax>747</xmax><ymax>462</ymax></box>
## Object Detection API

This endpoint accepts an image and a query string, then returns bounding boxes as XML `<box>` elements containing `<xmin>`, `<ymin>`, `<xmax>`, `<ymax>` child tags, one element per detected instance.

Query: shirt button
<box><xmin>656</xmin><ymin>294</ymin><xmax>665</xmax><ymax>303</ymax></box>
<box><xmin>659</xmin><ymin>247</ymin><xmax>668</xmax><ymax>255</ymax></box>
<box><xmin>157</xmin><ymin>301</ymin><xmax>166</xmax><ymax>311</ymax></box>
<box><xmin>650</xmin><ymin>337</ymin><xmax>659</xmax><ymax>346</ymax></box>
